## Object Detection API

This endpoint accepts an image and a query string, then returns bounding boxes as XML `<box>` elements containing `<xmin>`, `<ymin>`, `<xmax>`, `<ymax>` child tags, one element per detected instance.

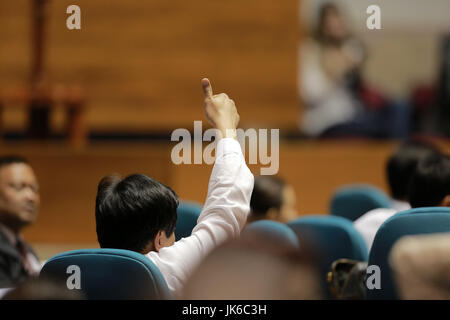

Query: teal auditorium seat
<box><xmin>243</xmin><ymin>220</ymin><xmax>300</xmax><ymax>250</ymax></box>
<box><xmin>367</xmin><ymin>207</ymin><xmax>450</xmax><ymax>300</ymax></box>
<box><xmin>288</xmin><ymin>215</ymin><xmax>368</xmax><ymax>298</ymax></box>
<box><xmin>40</xmin><ymin>248</ymin><xmax>171</xmax><ymax>300</ymax></box>
<box><xmin>175</xmin><ymin>201</ymin><xmax>203</xmax><ymax>241</ymax></box>
<box><xmin>330</xmin><ymin>184</ymin><xmax>392</xmax><ymax>221</ymax></box>
<box><xmin>288</xmin><ymin>215</ymin><xmax>368</xmax><ymax>280</ymax></box>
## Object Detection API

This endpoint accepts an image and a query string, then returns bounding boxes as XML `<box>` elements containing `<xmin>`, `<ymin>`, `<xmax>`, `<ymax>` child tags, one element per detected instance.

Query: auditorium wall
<box><xmin>3</xmin><ymin>140</ymin><xmax>444</xmax><ymax>244</ymax></box>
<box><xmin>0</xmin><ymin>0</ymin><xmax>300</xmax><ymax>134</ymax></box>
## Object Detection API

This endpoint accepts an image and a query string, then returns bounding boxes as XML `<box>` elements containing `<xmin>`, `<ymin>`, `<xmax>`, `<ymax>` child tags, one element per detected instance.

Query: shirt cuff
<box><xmin>216</xmin><ymin>138</ymin><xmax>242</xmax><ymax>159</ymax></box>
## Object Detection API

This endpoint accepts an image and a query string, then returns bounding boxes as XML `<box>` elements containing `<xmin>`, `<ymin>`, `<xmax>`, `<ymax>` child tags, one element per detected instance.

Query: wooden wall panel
<box><xmin>3</xmin><ymin>143</ymin><xmax>172</xmax><ymax>243</ymax></box>
<box><xmin>0</xmin><ymin>0</ymin><xmax>300</xmax><ymax>132</ymax></box>
<box><xmin>1</xmin><ymin>140</ymin><xmax>446</xmax><ymax>244</ymax></box>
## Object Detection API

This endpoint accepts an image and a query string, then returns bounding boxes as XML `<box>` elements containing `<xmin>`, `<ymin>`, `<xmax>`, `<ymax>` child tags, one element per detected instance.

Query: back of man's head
<box><xmin>95</xmin><ymin>174</ymin><xmax>178</xmax><ymax>253</ymax></box>
<box><xmin>386</xmin><ymin>140</ymin><xmax>440</xmax><ymax>201</ymax></box>
<box><xmin>408</xmin><ymin>153</ymin><xmax>450</xmax><ymax>208</ymax></box>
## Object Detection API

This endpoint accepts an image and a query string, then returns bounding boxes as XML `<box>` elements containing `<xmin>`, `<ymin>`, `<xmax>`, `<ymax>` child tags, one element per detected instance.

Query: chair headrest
<box><xmin>40</xmin><ymin>248</ymin><xmax>171</xmax><ymax>300</ymax></box>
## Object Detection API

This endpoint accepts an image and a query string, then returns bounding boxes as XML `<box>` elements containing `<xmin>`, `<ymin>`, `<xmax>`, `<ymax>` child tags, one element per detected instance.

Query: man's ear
<box><xmin>153</xmin><ymin>230</ymin><xmax>163</xmax><ymax>252</ymax></box>
<box><xmin>441</xmin><ymin>195</ymin><xmax>450</xmax><ymax>207</ymax></box>
<box><xmin>266</xmin><ymin>208</ymin><xmax>279</xmax><ymax>221</ymax></box>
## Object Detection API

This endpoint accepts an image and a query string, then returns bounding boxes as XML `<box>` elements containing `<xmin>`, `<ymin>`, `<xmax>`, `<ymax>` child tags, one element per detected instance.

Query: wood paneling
<box><xmin>3</xmin><ymin>142</ymin><xmax>172</xmax><ymax>243</ymax></box>
<box><xmin>0</xmin><ymin>0</ymin><xmax>300</xmax><ymax>132</ymax></box>
<box><xmin>1</xmin><ymin>140</ymin><xmax>446</xmax><ymax>244</ymax></box>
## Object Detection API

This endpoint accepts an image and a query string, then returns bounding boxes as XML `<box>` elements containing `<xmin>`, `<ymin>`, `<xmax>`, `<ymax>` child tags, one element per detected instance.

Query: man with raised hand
<box><xmin>95</xmin><ymin>78</ymin><xmax>254</xmax><ymax>297</ymax></box>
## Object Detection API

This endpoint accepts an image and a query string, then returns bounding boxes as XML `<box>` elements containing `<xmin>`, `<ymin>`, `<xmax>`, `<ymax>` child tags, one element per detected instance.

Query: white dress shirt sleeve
<box><xmin>146</xmin><ymin>138</ymin><xmax>254</xmax><ymax>296</ymax></box>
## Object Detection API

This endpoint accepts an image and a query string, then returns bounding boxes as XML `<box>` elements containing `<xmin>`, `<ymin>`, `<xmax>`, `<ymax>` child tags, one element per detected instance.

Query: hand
<box><xmin>202</xmin><ymin>78</ymin><xmax>239</xmax><ymax>139</ymax></box>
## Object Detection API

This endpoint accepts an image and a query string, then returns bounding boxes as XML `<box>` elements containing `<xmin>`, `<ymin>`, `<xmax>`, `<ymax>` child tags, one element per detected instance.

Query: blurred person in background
<box><xmin>354</xmin><ymin>140</ymin><xmax>440</xmax><ymax>250</ymax></box>
<box><xmin>0</xmin><ymin>156</ymin><xmax>41</xmax><ymax>288</ymax></box>
<box><xmin>247</xmin><ymin>175</ymin><xmax>298</xmax><ymax>224</ymax></box>
<box><xmin>182</xmin><ymin>237</ymin><xmax>322</xmax><ymax>300</ymax></box>
<box><xmin>390</xmin><ymin>233</ymin><xmax>450</xmax><ymax>300</ymax></box>
<box><xmin>2</xmin><ymin>277</ymin><xmax>84</xmax><ymax>300</ymax></box>
<box><xmin>299</xmin><ymin>2</ymin><xmax>409</xmax><ymax>138</ymax></box>
<box><xmin>437</xmin><ymin>35</ymin><xmax>450</xmax><ymax>136</ymax></box>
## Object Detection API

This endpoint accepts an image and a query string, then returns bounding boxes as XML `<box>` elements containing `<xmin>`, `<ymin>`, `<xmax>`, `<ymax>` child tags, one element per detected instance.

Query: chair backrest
<box><xmin>40</xmin><ymin>248</ymin><xmax>171</xmax><ymax>300</ymax></box>
<box><xmin>243</xmin><ymin>220</ymin><xmax>300</xmax><ymax>250</ymax></box>
<box><xmin>330</xmin><ymin>184</ymin><xmax>392</xmax><ymax>221</ymax></box>
<box><xmin>175</xmin><ymin>201</ymin><xmax>203</xmax><ymax>241</ymax></box>
<box><xmin>288</xmin><ymin>215</ymin><xmax>368</xmax><ymax>279</ymax></box>
<box><xmin>367</xmin><ymin>207</ymin><xmax>450</xmax><ymax>300</ymax></box>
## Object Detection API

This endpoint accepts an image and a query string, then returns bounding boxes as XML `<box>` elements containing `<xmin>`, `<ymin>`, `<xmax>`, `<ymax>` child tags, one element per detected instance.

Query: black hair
<box><xmin>0</xmin><ymin>155</ymin><xmax>29</xmax><ymax>169</ymax></box>
<box><xmin>95</xmin><ymin>174</ymin><xmax>179</xmax><ymax>253</ymax></box>
<box><xmin>250</xmin><ymin>176</ymin><xmax>286</xmax><ymax>219</ymax></box>
<box><xmin>386</xmin><ymin>140</ymin><xmax>440</xmax><ymax>200</ymax></box>
<box><xmin>408</xmin><ymin>153</ymin><xmax>450</xmax><ymax>208</ymax></box>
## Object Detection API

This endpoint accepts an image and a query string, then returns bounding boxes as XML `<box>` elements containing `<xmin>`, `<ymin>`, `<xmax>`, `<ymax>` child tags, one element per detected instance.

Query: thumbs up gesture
<box><xmin>202</xmin><ymin>78</ymin><xmax>239</xmax><ymax>140</ymax></box>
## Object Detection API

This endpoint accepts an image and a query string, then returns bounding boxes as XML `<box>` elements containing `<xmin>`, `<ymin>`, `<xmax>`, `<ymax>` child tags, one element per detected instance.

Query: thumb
<box><xmin>201</xmin><ymin>78</ymin><xmax>213</xmax><ymax>100</ymax></box>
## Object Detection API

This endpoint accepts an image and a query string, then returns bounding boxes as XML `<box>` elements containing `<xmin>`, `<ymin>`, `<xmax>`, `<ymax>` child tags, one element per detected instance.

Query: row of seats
<box><xmin>39</xmin><ymin>200</ymin><xmax>450</xmax><ymax>299</ymax></box>
<box><xmin>243</xmin><ymin>207</ymin><xmax>450</xmax><ymax>299</ymax></box>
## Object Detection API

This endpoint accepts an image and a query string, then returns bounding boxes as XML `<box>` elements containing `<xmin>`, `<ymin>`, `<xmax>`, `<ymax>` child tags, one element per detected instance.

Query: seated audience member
<box><xmin>2</xmin><ymin>277</ymin><xmax>84</xmax><ymax>300</ymax></box>
<box><xmin>182</xmin><ymin>237</ymin><xmax>322</xmax><ymax>300</ymax></box>
<box><xmin>299</xmin><ymin>2</ymin><xmax>409</xmax><ymax>138</ymax></box>
<box><xmin>390</xmin><ymin>233</ymin><xmax>450</xmax><ymax>300</ymax></box>
<box><xmin>0</xmin><ymin>156</ymin><xmax>41</xmax><ymax>288</ymax></box>
<box><xmin>354</xmin><ymin>140</ymin><xmax>439</xmax><ymax>250</ymax></box>
<box><xmin>94</xmin><ymin>78</ymin><xmax>254</xmax><ymax>297</ymax></box>
<box><xmin>247</xmin><ymin>175</ymin><xmax>298</xmax><ymax>224</ymax></box>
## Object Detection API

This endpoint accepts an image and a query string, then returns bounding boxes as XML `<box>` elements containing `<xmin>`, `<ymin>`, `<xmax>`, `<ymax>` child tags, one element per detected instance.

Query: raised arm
<box><xmin>147</xmin><ymin>78</ymin><xmax>254</xmax><ymax>295</ymax></box>
<box><xmin>192</xmin><ymin>77</ymin><xmax>253</xmax><ymax>242</ymax></box>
